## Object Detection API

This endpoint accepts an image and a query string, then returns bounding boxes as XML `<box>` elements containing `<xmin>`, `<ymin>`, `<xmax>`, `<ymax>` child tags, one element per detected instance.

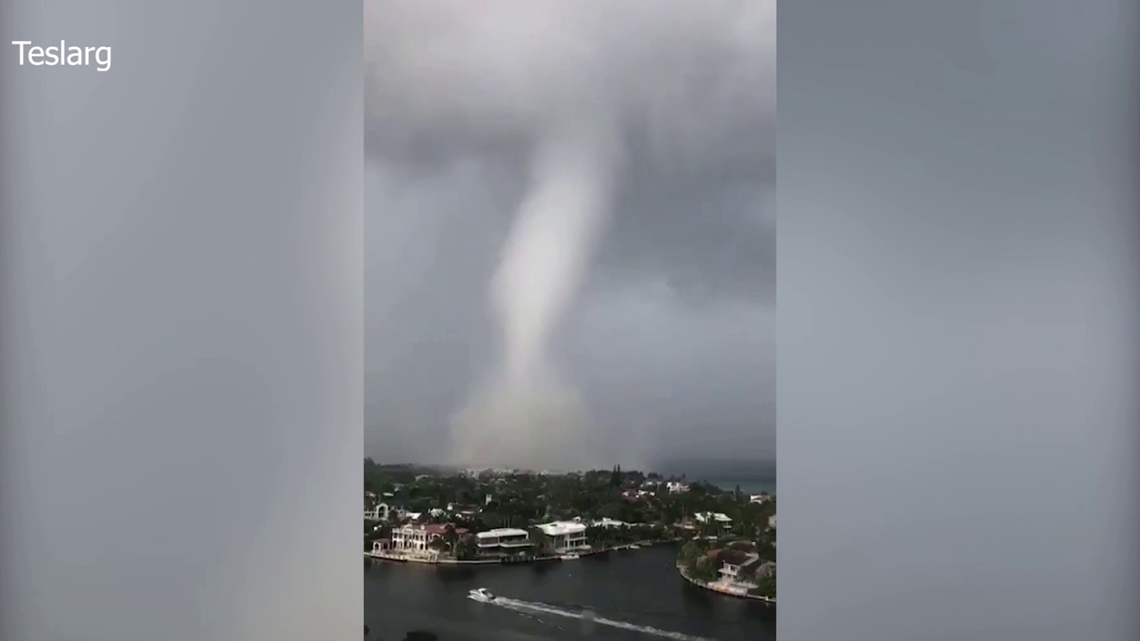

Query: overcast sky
<box><xmin>364</xmin><ymin>0</ymin><xmax>775</xmax><ymax>469</ymax></box>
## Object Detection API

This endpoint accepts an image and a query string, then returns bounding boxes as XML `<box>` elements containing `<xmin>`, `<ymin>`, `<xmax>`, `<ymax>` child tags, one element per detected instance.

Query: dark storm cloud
<box><xmin>364</xmin><ymin>0</ymin><xmax>776</xmax><ymax>467</ymax></box>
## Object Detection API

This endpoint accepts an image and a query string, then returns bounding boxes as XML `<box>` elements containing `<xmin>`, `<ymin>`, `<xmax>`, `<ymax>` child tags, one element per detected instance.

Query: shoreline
<box><xmin>676</xmin><ymin>564</ymin><xmax>776</xmax><ymax>605</ymax></box>
<box><xmin>365</xmin><ymin>539</ymin><xmax>678</xmax><ymax>566</ymax></box>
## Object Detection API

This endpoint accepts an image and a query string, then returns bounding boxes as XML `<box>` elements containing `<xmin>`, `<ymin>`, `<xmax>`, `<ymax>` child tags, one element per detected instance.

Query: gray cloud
<box><xmin>364</xmin><ymin>0</ymin><xmax>776</xmax><ymax>468</ymax></box>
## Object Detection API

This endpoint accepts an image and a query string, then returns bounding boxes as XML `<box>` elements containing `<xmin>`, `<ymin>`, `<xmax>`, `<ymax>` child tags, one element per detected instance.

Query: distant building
<box><xmin>364</xmin><ymin>503</ymin><xmax>390</xmax><ymax>521</ymax></box>
<box><xmin>749</xmin><ymin>492</ymin><xmax>772</xmax><ymax>504</ymax></box>
<box><xmin>475</xmin><ymin>528</ymin><xmax>534</xmax><ymax>556</ymax></box>
<box><xmin>695</xmin><ymin>512</ymin><xmax>733</xmax><ymax>529</ymax></box>
<box><xmin>666</xmin><ymin>481</ymin><xmax>689</xmax><ymax>494</ymax></box>
<box><xmin>591</xmin><ymin>517</ymin><xmax>630</xmax><ymax>529</ymax></box>
<box><xmin>538</xmin><ymin>521</ymin><xmax>590</xmax><ymax>554</ymax></box>
<box><xmin>446</xmin><ymin>503</ymin><xmax>479</xmax><ymax>518</ymax></box>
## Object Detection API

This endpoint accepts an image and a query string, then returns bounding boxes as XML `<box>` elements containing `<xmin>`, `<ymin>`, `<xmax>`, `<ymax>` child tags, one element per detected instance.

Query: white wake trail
<box><xmin>489</xmin><ymin>596</ymin><xmax>723</xmax><ymax>641</ymax></box>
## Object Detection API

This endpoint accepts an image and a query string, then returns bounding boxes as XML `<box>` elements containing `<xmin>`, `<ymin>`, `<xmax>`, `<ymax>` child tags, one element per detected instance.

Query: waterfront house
<box><xmin>391</xmin><ymin>523</ymin><xmax>468</xmax><ymax>553</ymax></box>
<box><xmin>474</xmin><ymin>528</ymin><xmax>534</xmax><ymax>556</ymax></box>
<box><xmin>538</xmin><ymin>521</ymin><xmax>590</xmax><ymax>554</ymax></box>
<box><xmin>717</xmin><ymin>550</ymin><xmax>761</xmax><ymax>585</ymax></box>
<box><xmin>371</xmin><ymin>539</ymin><xmax>393</xmax><ymax>554</ymax></box>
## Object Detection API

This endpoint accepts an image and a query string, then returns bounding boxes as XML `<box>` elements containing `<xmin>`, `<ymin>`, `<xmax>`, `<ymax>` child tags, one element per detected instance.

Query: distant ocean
<box><xmin>654</xmin><ymin>458</ymin><xmax>777</xmax><ymax>495</ymax></box>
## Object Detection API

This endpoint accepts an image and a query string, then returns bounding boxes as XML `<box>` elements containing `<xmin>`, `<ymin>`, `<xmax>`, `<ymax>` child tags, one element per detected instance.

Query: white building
<box><xmin>390</xmin><ymin>523</ymin><xmax>466</xmax><ymax>553</ymax></box>
<box><xmin>390</xmin><ymin>524</ymin><xmax>432</xmax><ymax>552</ymax></box>
<box><xmin>695</xmin><ymin>512</ymin><xmax>733</xmax><ymax>527</ymax></box>
<box><xmin>749</xmin><ymin>493</ymin><xmax>772</xmax><ymax>504</ymax></box>
<box><xmin>475</xmin><ymin>528</ymin><xmax>533</xmax><ymax>555</ymax></box>
<box><xmin>538</xmin><ymin>521</ymin><xmax>589</xmax><ymax>553</ymax></box>
<box><xmin>666</xmin><ymin>481</ymin><xmax>689</xmax><ymax>493</ymax></box>
<box><xmin>719</xmin><ymin>552</ymin><xmax>760</xmax><ymax>580</ymax></box>
<box><xmin>718</xmin><ymin>551</ymin><xmax>761</xmax><ymax>589</ymax></box>
<box><xmin>591</xmin><ymin>517</ymin><xmax>629</xmax><ymax>529</ymax></box>
<box><xmin>364</xmin><ymin>503</ymin><xmax>390</xmax><ymax>521</ymax></box>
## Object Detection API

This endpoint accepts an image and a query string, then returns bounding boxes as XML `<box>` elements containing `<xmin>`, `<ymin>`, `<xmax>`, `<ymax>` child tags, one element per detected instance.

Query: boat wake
<box><xmin>485</xmin><ymin>595</ymin><xmax>722</xmax><ymax>641</ymax></box>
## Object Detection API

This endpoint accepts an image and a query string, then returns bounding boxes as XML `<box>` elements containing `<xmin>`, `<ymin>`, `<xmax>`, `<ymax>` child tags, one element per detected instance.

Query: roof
<box><xmin>592</xmin><ymin>517</ymin><xmax>628</xmax><ymax>527</ymax></box>
<box><xmin>539</xmin><ymin>521</ymin><xmax>587</xmax><ymax>536</ymax></box>
<box><xmin>695</xmin><ymin>512</ymin><xmax>733</xmax><ymax>523</ymax></box>
<box><xmin>399</xmin><ymin>523</ymin><xmax>468</xmax><ymax>536</ymax></box>
<box><xmin>475</xmin><ymin>528</ymin><xmax>529</xmax><ymax>539</ymax></box>
<box><xmin>719</xmin><ymin>550</ymin><xmax>760</xmax><ymax>567</ymax></box>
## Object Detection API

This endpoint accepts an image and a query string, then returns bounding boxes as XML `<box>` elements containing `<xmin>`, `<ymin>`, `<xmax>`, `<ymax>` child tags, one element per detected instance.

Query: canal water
<box><xmin>364</xmin><ymin>545</ymin><xmax>775</xmax><ymax>641</ymax></box>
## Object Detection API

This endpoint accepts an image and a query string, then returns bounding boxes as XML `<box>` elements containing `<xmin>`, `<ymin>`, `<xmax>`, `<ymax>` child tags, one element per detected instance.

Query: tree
<box><xmin>693</xmin><ymin>555</ymin><xmax>719</xmax><ymax>582</ymax></box>
<box><xmin>678</xmin><ymin>540</ymin><xmax>702</xmax><ymax>568</ymax></box>
<box><xmin>753</xmin><ymin>574</ymin><xmax>776</xmax><ymax>598</ymax></box>
<box><xmin>443</xmin><ymin>524</ymin><xmax>459</xmax><ymax>549</ymax></box>
<box><xmin>454</xmin><ymin>533</ymin><xmax>477</xmax><ymax>560</ymax></box>
<box><xmin>754</xmin><ymin>540</ymin><xmax>776</xmax><ymax>562</ymax></box>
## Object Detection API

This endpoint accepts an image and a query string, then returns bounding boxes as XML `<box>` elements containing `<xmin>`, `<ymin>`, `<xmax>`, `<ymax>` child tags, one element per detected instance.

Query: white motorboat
<box><xmin>468</xmin><ymin>588</ymin><xmax>496</xmax><ymax>603</ymax></box>
<box><xmin>628</xmin><ymin>544</ymin><xmax>641</xmax><ymax>550</ymax></box>
<box><xmin>560</xmin><ymin>553</ymin><xmax>580</xmax><ymax>560</ymax></box>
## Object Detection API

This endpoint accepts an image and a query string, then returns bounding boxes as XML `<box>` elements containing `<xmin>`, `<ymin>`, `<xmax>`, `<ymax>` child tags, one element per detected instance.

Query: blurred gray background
<box><xmin>778</xmin><ymin>1</ymin><xmax>1138</xmax><ymax>640</ymax></box>
<box><xmin>1</xmin><ymin>1</ymin><xmax>362</xmax><ymax>640</ymax></box>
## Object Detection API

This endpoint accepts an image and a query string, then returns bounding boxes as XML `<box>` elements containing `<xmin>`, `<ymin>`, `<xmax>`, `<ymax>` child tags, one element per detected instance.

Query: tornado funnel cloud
<box><xmin>451</xmin><ymin>123</ymin><xmax>619</xmax><ymax>470</ymax></box>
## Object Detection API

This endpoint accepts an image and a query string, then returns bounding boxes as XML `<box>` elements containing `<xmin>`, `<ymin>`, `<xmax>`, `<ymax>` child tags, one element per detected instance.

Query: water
<box><xmin>656</xmin><ymin>459</ymin><xmax>776</xmax><ymax>495</ymax></box>
<box><xmin>365</xmin><ymin>546</ymin><xmax>775</xmax><ymax>641</ymax></box>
